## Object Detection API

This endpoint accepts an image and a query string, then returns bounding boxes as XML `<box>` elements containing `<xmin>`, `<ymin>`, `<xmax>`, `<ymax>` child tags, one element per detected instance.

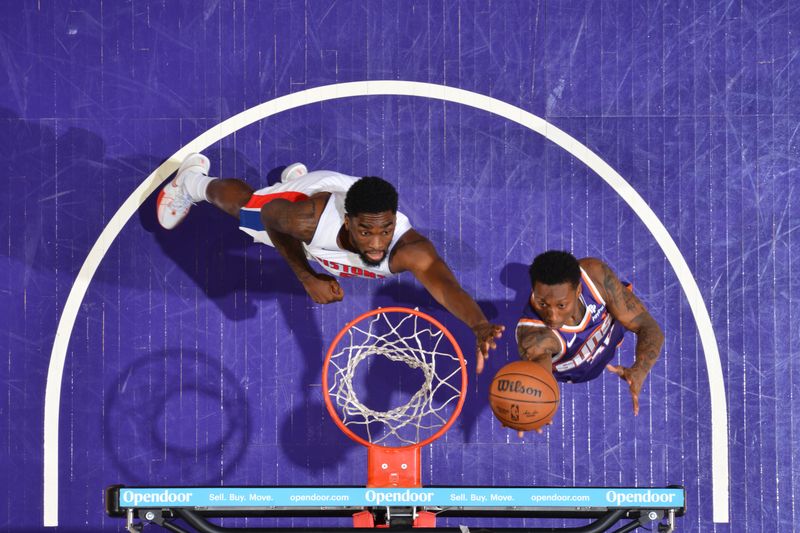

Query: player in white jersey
<box><xmin>156</xmin><ymin>153</ymin><xmax>504</xmax><ymax>373</ymax></box>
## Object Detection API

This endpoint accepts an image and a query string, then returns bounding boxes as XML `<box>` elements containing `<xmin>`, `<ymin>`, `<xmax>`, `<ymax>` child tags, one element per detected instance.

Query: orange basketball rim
<box><xmin>322</xmin><ymin>307</ymin><xmax>467</xmax><ymax>488</ymax></box>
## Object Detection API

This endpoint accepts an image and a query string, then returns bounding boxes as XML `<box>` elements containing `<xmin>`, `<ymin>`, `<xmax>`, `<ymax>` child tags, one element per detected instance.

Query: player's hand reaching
<box><xmin>471</xmin><ymin>322</ymin><xmax>505</xmax><ymax>374</ymax></box>
<box><xmin>513</xmin><ymin>421</ymin><xmax>553</xmax><ymax>439</ymax></box>
<box><xmin>301</xmin><ymin>273</ymin><xmax>344</xmax><ymax>304</ymax></box>
<box><xmin>606</xmin><ymin>364</ymin><xmax>647</xmax><ymax>416</ymax></box>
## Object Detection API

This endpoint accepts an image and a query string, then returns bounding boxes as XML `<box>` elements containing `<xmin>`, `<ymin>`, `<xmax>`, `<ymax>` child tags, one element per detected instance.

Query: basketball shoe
<box><xmin>281</xmin><ymin>162</ymin><xmax>308</xmax><ymax>183</ymax></box>
<box><xmin>156</xmin><ymin>153</ymin><xmax>211</xmax><ymax>229</ymax></box>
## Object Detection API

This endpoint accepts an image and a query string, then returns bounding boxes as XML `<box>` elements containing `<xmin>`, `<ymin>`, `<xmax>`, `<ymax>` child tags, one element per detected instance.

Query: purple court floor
<box><xmin>1</xmin><ymin>2</ymin><xmax>798</xmax><ymax>531</ymax></box>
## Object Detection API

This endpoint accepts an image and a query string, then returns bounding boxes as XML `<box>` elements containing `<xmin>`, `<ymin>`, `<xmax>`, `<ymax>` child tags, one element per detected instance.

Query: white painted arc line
<box><xmin>43</xmin><ymin>80</ymin><xmax>728</xmax><ymax>526</ymax></box>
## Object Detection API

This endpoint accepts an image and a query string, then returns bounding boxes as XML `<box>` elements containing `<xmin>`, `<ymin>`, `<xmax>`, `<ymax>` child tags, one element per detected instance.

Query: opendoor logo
<box><xmin>364</xmin><ymin>489</ymin><xmax>435</xmax><ymax>506</ymax></box>
<box><xmin>121</xmin><ymin>490</ymin><xmax>194</xmax><ymax>506</ymax></box>
<box><xmin>605</xmin><ymin>490</ymin><xmax>678</xmax><ymax>505</ymax></box>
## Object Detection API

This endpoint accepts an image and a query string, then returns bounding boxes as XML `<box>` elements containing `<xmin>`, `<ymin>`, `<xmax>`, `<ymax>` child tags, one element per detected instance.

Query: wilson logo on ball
<box><xmin>496</xmin><ymin>379</ymin><xmax>543</xmax><ymax>397</ymax></box>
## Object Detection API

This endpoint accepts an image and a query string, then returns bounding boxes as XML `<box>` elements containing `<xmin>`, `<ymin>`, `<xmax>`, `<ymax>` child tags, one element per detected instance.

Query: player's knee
<box><xmin>208</xmin><ymin>179</ymin><xmax>254</xmax><ymax>216</ymax></box>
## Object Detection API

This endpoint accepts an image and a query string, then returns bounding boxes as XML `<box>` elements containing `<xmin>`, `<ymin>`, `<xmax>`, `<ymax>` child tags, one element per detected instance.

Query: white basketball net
<box><xmin>326</xmin><ymin>310</ymin><xmax>464</xmax><ymax>447</ymax></box>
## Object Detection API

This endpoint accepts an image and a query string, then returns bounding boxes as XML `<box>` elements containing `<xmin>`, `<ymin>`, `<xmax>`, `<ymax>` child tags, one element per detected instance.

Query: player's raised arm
<box><xmin>582</xmin><ymin>258</ymin><xmax>664</xmax><ymax>415</ymax></box>
<box><xmin>516</xmin><ymin>325</ymin><xmax>559</xmax><ymax>373</ymax></box>
<box><xmin>261</xmin><ymin>194</ymin><xmax>344</xmax><ymax>304</ymax></box>
<box><xmin>513</xmin><ymin>325</ymin><xmax>560</xmax><ymax>437</ymax></box>
<box><xmin>390</xmin><ymin>230</ymin><xmax>504</xmax><ymax>375</ymax></box>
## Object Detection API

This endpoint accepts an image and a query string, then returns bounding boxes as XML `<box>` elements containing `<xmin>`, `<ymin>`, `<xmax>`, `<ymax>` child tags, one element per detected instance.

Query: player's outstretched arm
<box><xmin>516</xmin><ymin>326</ymin><xmax>559</xmax><ymax>372</ymax></box>
<box><xmin>261</xmin><ymin>194</ymin><xmax>343</xmax><ymax>304</ymax></box>
<box><xmin>515</xmin><ymin>326</ymin><xmax>559</xmax><ymax>437</ymax></box>
<box><xmin>583</xmin><ymin>258</ymin><xmax>664</xmax><ymax>416</ymax></box>
<box><xmin>391</xmin><ymin>230</ymin><xmax>504</xmax><ymax>374</ymax></box>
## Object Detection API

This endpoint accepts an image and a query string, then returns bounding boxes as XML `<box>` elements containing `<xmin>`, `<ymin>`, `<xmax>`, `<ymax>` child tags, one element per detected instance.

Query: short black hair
<box><xmin>529</xmin><ymin>250</ymin><xmax>581</xmax><ymax>287</ymax></box>
<box><xmin>344</xmin><ymin>176</ymin><xmax>398</xmax><ymax>216</ymax></box>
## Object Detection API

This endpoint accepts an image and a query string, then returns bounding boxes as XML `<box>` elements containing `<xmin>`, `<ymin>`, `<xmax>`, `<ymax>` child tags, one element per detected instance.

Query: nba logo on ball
<box><xmin>489</xmin><ymin>361</ymin><xmax>560</xmax><ymax>432</ymax></box>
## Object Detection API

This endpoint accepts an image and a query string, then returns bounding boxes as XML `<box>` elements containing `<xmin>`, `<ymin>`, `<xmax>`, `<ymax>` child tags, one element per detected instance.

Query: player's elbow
<box><xmin>260</xmin><ymin>201</ymin><xmax>291</xmax><ymax>235</ymax></box>
<box><xmin>640</xmin><ymin>315</ymin><xmax>665</xmax><ymax>349</ymax></box>
<box><xmin>655</xmin><ymin>322</ymin><xmax>665</xmax><ymax>344</ymax></box>
<box><xmin>649</xmin><ymin>316</ymin><xmax>665</xmax><ymax>343</ymax></box>
<box><xmin>260</xmin><ymin>202</ymin><xmax>278</xmax><ymax>227</ymax></box>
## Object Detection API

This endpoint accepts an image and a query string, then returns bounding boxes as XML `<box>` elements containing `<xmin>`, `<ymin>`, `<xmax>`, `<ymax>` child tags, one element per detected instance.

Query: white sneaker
<box><xmin>156</xmin><ymin>153</ymin><xmax>211</xmax><ymax>230</ymax></box>
<box><xmin>281</xmin><ymin>162</ymin><xmax>308</xmax><ymax>183</ymax></box>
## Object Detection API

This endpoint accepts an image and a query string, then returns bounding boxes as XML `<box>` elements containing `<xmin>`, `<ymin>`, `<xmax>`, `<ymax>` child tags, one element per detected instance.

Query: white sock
<box><xmin>183</xmin><ymin>171</ymin><xmax>216</xmax><ymax>203</ymax></box>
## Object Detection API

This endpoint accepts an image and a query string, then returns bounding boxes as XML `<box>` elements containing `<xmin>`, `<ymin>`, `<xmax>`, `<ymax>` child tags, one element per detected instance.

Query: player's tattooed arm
<box><xmin>594</xmin><ymin>260</ymin><xmax>664</xmax><ymax>373</ymax></box>
<box><xmin>513</xmin><ymin>327</ymin><xmax>559</xmax><ymax>438</ymax></box>
<box><xmin>582</xmin><ymin>258</ymin><xmax>665</xmax><ymax>415</ymax></box>
<box><xmin>516</xmin><ymin>327</ymin><xmax>559</xmax><ymax>375</ymax></box>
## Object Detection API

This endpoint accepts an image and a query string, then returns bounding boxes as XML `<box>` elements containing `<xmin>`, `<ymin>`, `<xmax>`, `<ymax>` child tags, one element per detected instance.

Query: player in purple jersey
<box><xmin>515</xmin><ymin>251</ymin><xmax>664</xmax><ymax>435</ymax></box>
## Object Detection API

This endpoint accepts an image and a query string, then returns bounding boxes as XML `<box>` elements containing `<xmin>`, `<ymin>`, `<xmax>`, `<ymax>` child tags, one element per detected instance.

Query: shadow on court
<box><xmin>139</xmin><ymin>149</ymin><xmax>360</xmax><ymax>470</ymax></box>
<box><xmin>104</xmin><ymin>349</ymin><xmax>250</xmax><ymax>485</ymax></box>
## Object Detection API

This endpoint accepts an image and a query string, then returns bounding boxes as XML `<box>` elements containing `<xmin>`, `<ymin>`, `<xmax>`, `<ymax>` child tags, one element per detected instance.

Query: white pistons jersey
<box><xmin>238</xmin><ymin>170</ymin><xmax>412</xmax><ymax>279</ymax></box>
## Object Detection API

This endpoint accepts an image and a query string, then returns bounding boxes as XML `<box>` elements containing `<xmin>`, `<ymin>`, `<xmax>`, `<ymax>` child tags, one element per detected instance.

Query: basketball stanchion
<box><xmin>322</xmin><ymin>307</ymin><xmax>467</xmax><ymax>526</ymax></box>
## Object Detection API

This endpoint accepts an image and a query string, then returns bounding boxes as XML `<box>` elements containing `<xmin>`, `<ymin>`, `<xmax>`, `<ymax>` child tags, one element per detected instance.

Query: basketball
<box><xmin>489</xmin><ymin>361</ymin><xmax>560</xmax><ymax>431</ymax></box>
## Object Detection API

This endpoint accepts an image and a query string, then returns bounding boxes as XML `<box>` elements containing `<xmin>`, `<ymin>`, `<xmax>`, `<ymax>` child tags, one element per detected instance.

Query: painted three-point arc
<box><xmin>42</xmin><ymin>81</ymin><xmax>727</xmax><ymax>526</ymax></box>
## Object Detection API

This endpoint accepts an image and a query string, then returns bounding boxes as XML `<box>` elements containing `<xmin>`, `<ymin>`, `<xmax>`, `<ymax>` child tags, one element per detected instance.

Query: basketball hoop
<box><xmin>322</xmin><ymin>307</ymin><xmax>467</xmax><ymax>488</ymax></box>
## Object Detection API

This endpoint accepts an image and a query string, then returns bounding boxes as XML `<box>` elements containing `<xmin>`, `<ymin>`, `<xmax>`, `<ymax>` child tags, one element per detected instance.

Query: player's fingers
<box><xmin>323</xmin><ymin>288</ymin><xmax>342</xmax><ymax>303</ymax></box>
<box><xmin>518</xmin><ymin>430</ymin><xmax>525</xmax><ymax>438</ymax></box>
<box><xmin>606</xmin><ymin>364</ymin><xmax>624</xmax><ymax>376</ymax></box>
<box><xmin>479</xmin><ymin>338</ymin><xmax>491</xmax><ymax>357</ymax></box>
<box><xmin>631</xmin><ymin>390</ymin><xmax>640</xmax><ymax>416</ymax></box>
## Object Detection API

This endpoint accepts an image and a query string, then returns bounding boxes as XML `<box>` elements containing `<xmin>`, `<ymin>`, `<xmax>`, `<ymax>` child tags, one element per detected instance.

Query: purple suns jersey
<box><xmin>516</xmin><ymin>268</ymin><xmax>627</xmax><ymax>383</ymax></box>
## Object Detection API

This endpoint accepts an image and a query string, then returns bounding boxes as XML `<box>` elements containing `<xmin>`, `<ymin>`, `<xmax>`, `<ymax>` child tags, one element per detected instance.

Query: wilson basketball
<box><xmin>489</xmin><ymin>361</ymin><xmax>560</xmax><ymax>431</ymax></box>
